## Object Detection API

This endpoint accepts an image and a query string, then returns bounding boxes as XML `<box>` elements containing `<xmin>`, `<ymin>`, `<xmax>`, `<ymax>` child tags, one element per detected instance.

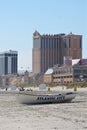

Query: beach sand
<box><xmin>0</xmin><ymin>87</ymin><xmax>87</xmax><ymax>130</ymax></box>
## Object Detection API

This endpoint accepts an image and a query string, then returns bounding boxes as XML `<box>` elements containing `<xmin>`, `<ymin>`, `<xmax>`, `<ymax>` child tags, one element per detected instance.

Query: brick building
<box><xmin>32</xmin><ymin>31</ymin><xmax>82</xmax><ymax>74</ymax></box>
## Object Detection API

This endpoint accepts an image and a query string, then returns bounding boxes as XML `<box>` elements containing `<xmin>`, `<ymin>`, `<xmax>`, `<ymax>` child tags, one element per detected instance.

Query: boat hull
<box><xmin>16</xmin><ymin>91</ymin><xmax>76</xmax><ymax>104</ymax></box>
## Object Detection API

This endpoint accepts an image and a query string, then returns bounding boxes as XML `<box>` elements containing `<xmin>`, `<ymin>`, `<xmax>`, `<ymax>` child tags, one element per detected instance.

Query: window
<box><xmin>49</xmin><ymin>38</ymin><xmax>53</xmax><ymax>48</ymax></box>
<box><xmin>65</xmin><ymin>38</ymin><xmax>71</xmax><ymax>48</ymax></box>
<box><xmin>33</xmin><ymin>38</ymin><xmax>41</xmax><ymax>48</ymax></box>
<box><xmin>83</xmin><ymin>70</ymin><xmax>87</xmax><ymax>74</ymax></box>
<box><xmin>65</xmin><ymin>43</ymin><xmax>66</xmax><ymax>48</ymax></box>
<box><xmin>54</xmin><ymin>38</ymin><xmax>57</xmax><ymax>48</ymax></box>
<box><xmin>59</xmin><ymin>43</ymin><xmax>61</xmax><ymax>49</ymax></box>
<box><xmin>74</xmin><ymin>69</ymin><xmax>81</xmax><ymax>73</ymax></box>
<box><xmin>80</xmin><ymin>37</ymin><xmax>82</xmax><ymax>48</ymax></box>
<box><xmin>45</xmin><ymin>38</ymin><xmax>49</xmax><ymax>48</ymax></box>
<box><xmin>59</xmin><ymin>38</ymin><xmax>61</xmax><ymax>48</ymax></box>
<box><xmin>74</xmin><ymin>75</ymin><xmax>79</xmax><ymax>78</ymax></box>
<box><xmin>69</xmin><ymin>38</ymin><xmax>71</xmax><ymax>48</ymax></box>
<box><xmin>57</xmin><ymin>38</ymin><xmax>59</xmax><ymax>48</ymax></box>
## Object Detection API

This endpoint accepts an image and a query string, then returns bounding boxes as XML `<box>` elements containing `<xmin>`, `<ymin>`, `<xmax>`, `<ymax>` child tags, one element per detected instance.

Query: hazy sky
<box><xmin>0</xmin><ymin>0</ymin><xmax>87</xmax><ymax>70</ymax></box>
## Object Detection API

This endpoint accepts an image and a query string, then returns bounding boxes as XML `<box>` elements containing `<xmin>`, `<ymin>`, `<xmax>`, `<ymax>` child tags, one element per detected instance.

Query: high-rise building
<box><xmin>32</xmin><ymin>31</ymin><xmax>82</xmax><ymax>74</ymax></box>
<box><xmin>0</xmin><ymin>50</ymin><xmax>18</xmax><ymax>75</ymax></box>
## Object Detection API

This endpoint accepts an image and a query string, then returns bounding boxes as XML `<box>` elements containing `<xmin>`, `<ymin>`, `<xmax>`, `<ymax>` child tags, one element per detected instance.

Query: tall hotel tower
<box><xmin>32</xmin><ymin>31</ymin><xmax>82</xmax><ymax>74</ymax></box>
<box><xmin>0</xmin><ymin>50</ymin><xmax>18</xmax><ymax>75</ymax></box>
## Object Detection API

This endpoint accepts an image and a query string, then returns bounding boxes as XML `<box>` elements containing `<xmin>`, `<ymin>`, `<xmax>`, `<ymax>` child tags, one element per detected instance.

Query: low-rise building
<box><xmin>0</xmin><ymin>73</ymin><xmax>30</xmax><ymax>88</ymax></box>
<box><xmin>44</xmin><ymin>59</ymin><xmax>87</xmax><ymax>84</ymax></box>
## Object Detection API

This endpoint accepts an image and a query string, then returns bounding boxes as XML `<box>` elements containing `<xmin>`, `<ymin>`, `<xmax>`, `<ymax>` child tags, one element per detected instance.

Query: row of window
<box><xmin>53</xmin><ymin>69</ymin><xmax>87</xmax><ymax>74</ymax></box>
<box><xmin>54</xmin><ymin>81</ymin><xmax>72</xmax><ymax>83</ymax></box>
<box><xmin>74</xmin><ymin>75</ymin><xmax>87</xmax><ymax>78</ymax></box>
<box><xmin>53</xmin><ymin>75</ymin><xmax>87</xmax><ymax>80</ymax></box>
<box><xmin>41</xmin><ymin>38</ymin><xmax>71</xmax><ymax>49</ymax></box>
<box><xmin>53</xmin><ymin>76</ymin><xmax>73</xmax><ymax>79</ymax></box>
<box><xmin>41</xmin><ymin>38</ymin><xmax>61</xmax><ymax>49</ymax></box>
<box><xmin>53</xmin><ymin>69</ymin><xmax>73</xmax><ymax>74</ymax></box>
<box><xmin>74</xmin><ymin>69</ymin><xmax>87</xmax><ymax>74</ymax></box>
<box><xmin>33</xmin><ymin>37</ymin><xmax>82</xmax><ymax>49</ymax></box>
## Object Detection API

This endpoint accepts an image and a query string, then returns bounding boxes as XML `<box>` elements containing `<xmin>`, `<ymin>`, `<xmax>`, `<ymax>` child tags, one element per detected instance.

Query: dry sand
<box><xmin>0</xmin><ymin>87</ymin><xmax>87</xmax><ymax>130</ymax></box>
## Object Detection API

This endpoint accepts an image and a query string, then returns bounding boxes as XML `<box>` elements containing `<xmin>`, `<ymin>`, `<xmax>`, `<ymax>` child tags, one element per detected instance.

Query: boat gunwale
<box><xmin>16</xmin><ymin>91</ymin><xmax>76</xmax><ymax>97</ymax></box>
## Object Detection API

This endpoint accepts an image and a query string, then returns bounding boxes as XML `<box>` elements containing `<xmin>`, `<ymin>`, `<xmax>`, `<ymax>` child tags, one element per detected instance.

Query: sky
<box><xmin>0</xmin><ymin>0</ymin><xmax>87</xmax><ymax>71</ymax></box>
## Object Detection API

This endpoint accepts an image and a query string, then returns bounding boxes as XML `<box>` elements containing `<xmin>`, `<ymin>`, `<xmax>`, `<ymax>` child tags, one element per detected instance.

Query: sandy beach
<box><xmin>0</xmin><ymin>87</ymin><xmax>87</xmax><ymax>130</ymax></box>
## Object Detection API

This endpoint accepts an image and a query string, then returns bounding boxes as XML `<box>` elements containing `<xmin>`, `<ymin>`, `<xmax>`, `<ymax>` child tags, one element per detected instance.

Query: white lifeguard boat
<box><xmin>16</xmin><ymin>84</ymin><xmax>77</xmax><ymax>104</ymax></box>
